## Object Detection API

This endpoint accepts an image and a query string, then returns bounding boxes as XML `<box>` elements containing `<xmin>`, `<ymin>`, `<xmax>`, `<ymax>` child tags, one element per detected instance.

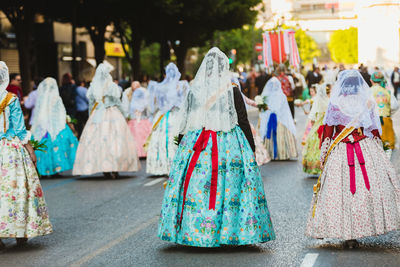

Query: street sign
<box><xmin>255</xmin><ymin>43</ymin><xmax>263</xmax><ymax>52</ymax></box>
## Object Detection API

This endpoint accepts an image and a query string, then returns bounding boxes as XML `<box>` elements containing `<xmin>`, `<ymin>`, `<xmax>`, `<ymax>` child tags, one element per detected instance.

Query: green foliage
<box><xmin>295</xmin><ymin>29</ymin><xmax>321</xmax><ymax>64</ymax></box>
<box><xmin>213</xmin><ymin>26</ymin><xmax>263</xmax><ymax>67</ymax></box>
<box><xmin>30</xmin><ymin>139</ymin><xmax>47</xmax><ymax>152</ymax></box>
<box><xmin>328</xmin><ymin>27</ymin><xmax>358</xmax><ymax>64</ymax></box>
<box><xmin>140</xmin><ymin>43</ymin><xmax>161</xmax><ymax>77</ymax></box>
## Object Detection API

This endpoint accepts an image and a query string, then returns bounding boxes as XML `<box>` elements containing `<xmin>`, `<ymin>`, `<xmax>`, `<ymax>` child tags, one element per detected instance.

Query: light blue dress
<box><xmin>34</xmin><ymin>124</ymin><xmax>78</xmax><ymax>176</ymax></box>
<box><xmin>158</xmin><ymin>126</ymin><xmax>275</xmax><ymax>247</ymax></box>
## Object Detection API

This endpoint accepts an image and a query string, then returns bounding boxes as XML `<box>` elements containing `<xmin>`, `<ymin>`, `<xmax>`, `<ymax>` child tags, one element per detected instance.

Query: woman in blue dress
<box><xmin>158</xmin><ymin>48</ymin><xmax>275</xmax><ymax>247</ymax></box>
<box><xmin>31</xmin><ymin>78</ymin><xmax>79</xmax><ymax>177</ymax></box>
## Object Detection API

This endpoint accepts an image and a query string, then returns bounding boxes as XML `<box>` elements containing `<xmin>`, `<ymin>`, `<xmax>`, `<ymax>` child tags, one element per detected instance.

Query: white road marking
<box><xmin>144</xmin><ymin>177</ymin><xmax>166</xmax><ymax>187</ymax></box>
<box><xmin>70</xmin><ymin>216</ymin><xmax>158</xmax><ymax>267</ymax></box>
<box><xmin>300</xmin><ymin>253</ymin><xmax>319</xmax><ymax>267</ymax></box>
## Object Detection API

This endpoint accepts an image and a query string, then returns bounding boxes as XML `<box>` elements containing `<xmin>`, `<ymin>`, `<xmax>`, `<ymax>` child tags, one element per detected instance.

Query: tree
<box><xmin>328</xmin><ymin>27</ymin><xmax>358</xmax><ymax>64</ymax></box>
<box><xmin>295</xmin><ymin>29</ymin><xmax>321</xmax><ymax>64</ymax></box>
<box><xmin>0</xmin><ymin>0</ymin><xmax>43</xmax><ymax>94</ymax></box>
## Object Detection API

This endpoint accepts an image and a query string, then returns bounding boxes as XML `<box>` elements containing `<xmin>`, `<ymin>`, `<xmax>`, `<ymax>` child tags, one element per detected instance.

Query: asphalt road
<box><xmin>1</xmin><ymin>107</ymin><xmax>400</xmax><ymax>267</ymax></box>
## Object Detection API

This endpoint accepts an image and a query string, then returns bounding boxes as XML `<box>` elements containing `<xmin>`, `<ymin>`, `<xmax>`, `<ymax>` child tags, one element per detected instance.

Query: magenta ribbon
<box><xmin>346</xmin><ymin>142</ymin><xmax>370</xmax><ymax>195</ymax></box>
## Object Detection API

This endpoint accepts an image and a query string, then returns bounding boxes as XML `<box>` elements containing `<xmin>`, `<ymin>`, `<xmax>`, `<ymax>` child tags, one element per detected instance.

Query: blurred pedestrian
<box><xmin>391</xmin><ymin>66</ymin><xmax>400</xmax><ymax>98</ymax></box>
<box><xmin>0</xmin><ymin>62</ymin><xmax>52</xmax><ymax>248</ymax></box>
<box><xmin>255</xmin><ymin>69</ymin><xmax>271</xmax><ymax>95</ymax></box>
<box><xmin>146</xmin><ymin>63</ymin><xmax>189</xmax><ymax>176</ymax></box>
<box><xmin>360</xmin><ymin>66</ymin><xmax>372</xmax><ymax>87</ymax></box>
<box><xmin>6</xmin><ymin>73</ymin><xmax>23</xmax><ymax>100</ymax></box>
<box><xmin>307</xmin><ymin>70</ymin><xmax>400</xmax><ymax>248</ymax></box>
<box><xmin>292</xmin><ymin>67</ymin><xmax>307</xmax><ymax>100</ymax></box>
<box><xmin>371</xmin><ymin>71</ymin><xmax>399</xmax><ymax>155</ymax></box>
<box><xmin>75</xmin><ymin>81</ymin><xmax>89</xmax><ymax>138</ymax></box>
<box><xmin>24</xmin><ymin>79</ymin><xmax>41</xmax><ymax>127</ymax></box>
<box><xmin>31</xmin><ymin>78</ymin><xmax>79</xmax><ymax>177</ymax></box>
<box><xmin>59</xmin><ymin>73</ymin><xmax>77</xmax><ymax>118</ymax></box>
<box><xmin>73</xmin><ymin>63</ymin><xmax>140</xmax><ymax>179</ymax></box>
<box><xmin>158</xmin><ymin>48</ymin><xmax>275</xmax><ymax>247</ymax></box>
<box><xmin>260</xmin><ymin>77</ymin><xmax>297</xmax><ymax>160</ymax></box>
<box><xmin>306</xmin><ymin>66</ymin><xmax>322</xmax><ymax>89</ymax></box>
<box><xmin>277</xmin><ymin>65</ymin><xmax>295</xmax><ymax>118</ymax></box>
<box><xmin>124</xmin><ymin>81</ymin><xmax>152</xmax><ymax>158</ymax></box>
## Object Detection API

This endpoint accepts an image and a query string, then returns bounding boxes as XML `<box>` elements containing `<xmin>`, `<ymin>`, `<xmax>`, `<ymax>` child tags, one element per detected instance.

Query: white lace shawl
<box><xmin>31</xmin><ymin>78</ymin><xmax>67</xmax><ymax>140</ymax></box>
<box><xmin>179</xmin><ymin>47</ymin><xmax>238</xmax><ymax>134</ymax></box>
<box><xmin>308</xmin><ymin>83</ymin><xmax>329</xmax><ymax>121</ymax></box>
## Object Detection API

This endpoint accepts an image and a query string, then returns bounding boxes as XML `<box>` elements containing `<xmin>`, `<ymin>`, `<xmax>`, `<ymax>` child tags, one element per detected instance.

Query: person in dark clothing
<box><xmin>391</xmin><ymin>67</ymin><xmax>400</xmax><ymax>98</ymax></box>
<box><xmin>360</xmin><ymin>67</ymin><xmax>372</xmax><ymax>87</ymax></box>
<box><xmin>305</xmin><ymin>67</ymin><xmax>322</xmax><ymax>89</ymax></box>
<box><xmin>255</xmin><ymin>71</ymin><xmax>271</xmax><ymax>96</ymax></box>
<box><xmin>6</xmin><ymin>73</ymin><xmax>23</xmax><ymax>100</ymax></box>
<box><xmin>59</xmin><ymin>73</ymin><xmax>77</xmax><ymax>118</ymax></box>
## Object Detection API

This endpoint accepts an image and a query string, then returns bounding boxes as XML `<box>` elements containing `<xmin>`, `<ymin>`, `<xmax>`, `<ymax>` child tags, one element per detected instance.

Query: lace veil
<box><xmin>0</xmin><ymin>61</ymin><xmax>9</xmax><ymax>100</ymax></box>
<box><xmin>87</xmin><ymin>63</ymin><xmax>120</xmax><ymax>103</ymax></box>
<box><xmin>179</xmin><ymin>47</ymin><xmax>238</xmax><ymax>134</ymax></box>
<box><xmin>259</xmin><ymin>77</ymin><xmax>296</xmax><ymax>137</ymax></box>
<box><xmin>129</xmin><ymin>87</ymin><xmax>150</xmax><ymax>115</ymax></box>
<box><xmin>31</xmin><ymin>78</ymin><xmax>67</xmax><ymax>141</ymax></box>
<box><xmin>323</xmin><ymin>69</ymin><xmax>381</xmax><ymax>137</ymax></box>
<box><xmin>308</xmin><ymin>83</ymin><xmax>329</xmax><ymax>121</ymax></box>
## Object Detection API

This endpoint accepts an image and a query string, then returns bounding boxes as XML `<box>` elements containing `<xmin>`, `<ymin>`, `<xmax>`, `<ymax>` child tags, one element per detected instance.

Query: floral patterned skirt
<box><xmin>0</xmin><ymin>138</ymin><xmax>53</xmax><ymax>238</ymax></box>
<box><xmin>34</xmin><ymin>125</ymin><xmax>79</xmax><ymax>176</ymax></box>
<box><xmin>264</xmin><ymin>123</ymin><xmax>298</xmax><ymax>160</ymax></box>
<box><xmin>73</xmin><ymin>107</ymin><xmax>140</xmax><ymax>175</ymax></box>
<box><xmin>302</xmin><ymin>121</ymin><xmax>313</xmax><ymax>146</ymax></box>
<box><xmin>158</xmin><ymin>126</ymin><xmax>275</xmax><ymax>247</ymax></box>
<box><xmin>146</xmin><ymin>109</ymin><xmax>180</xmax><ymax>176</ymax></box>
<box><xmin>306</xmin><ymin>138</ymin><xmax>400</xmax><ymax>240</ymax></box>
<box><xmin>128</xmin><ymin>119</ymin><xmax>152</xmax><ymax>158</ymax></box>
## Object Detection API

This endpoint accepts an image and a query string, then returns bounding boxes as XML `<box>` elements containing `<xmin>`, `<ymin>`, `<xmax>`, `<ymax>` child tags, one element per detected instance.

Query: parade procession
<box><xmin>1</xmin><ymin>0</ymin><xmax>400</xmax><ymax>266</ymax></box>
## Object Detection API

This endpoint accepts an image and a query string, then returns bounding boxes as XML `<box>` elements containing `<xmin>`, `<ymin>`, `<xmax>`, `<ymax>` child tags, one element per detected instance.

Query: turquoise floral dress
<box><xmin>158</xmin><ymin>126</ymin><xmax>275</xmax><ymax>247</ymax></box>
<box><xmin>34</xmin><ymin>124</ymin><xmax>78</xmax><ymax>176</ymax></box>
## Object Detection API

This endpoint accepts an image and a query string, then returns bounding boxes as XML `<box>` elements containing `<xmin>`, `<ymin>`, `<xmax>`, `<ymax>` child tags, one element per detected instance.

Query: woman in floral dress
<box><xmin>302</xmin><ymin>84</ymin><xmax>329</xmax><ymax>175</ymax></box>
<box><xmin>30</xmin><ymin>78</ymin><xmax>79</xmax><ymax>177</ymax></box>
<box><xmin>146</xmin><ymin>63</ymin><xmax>189</xmax><ymax>175</ymax></box>
<box><xmin>73</xmin><ymin>63</ymin><xmax>140</xmax><ymax>179</ymax></box>
<box><xmin>0</xmin><ymin>62</ymin><xmax>52</xmax><ymax>248</ymax></box>
<box><xmin>259</xmin><ymin>77</ymin><xmax>297</xmax><ymax>160</ymax></box>
<box><xmin>306</xmin><ymin>70</ymin><xmax>400</xmax><ymax>248</ymax></box>
<box><xmin>158</xmin><ymin>48</ymin><xmax>275</xmax><ymax>247</ymax></box>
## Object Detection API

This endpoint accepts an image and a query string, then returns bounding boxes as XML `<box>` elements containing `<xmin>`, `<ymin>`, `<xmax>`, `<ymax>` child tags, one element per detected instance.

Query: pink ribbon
<box><xmin>346</xmin><ymin>142</ymin><xmax>370</xmax><ymax>194</ymax></box>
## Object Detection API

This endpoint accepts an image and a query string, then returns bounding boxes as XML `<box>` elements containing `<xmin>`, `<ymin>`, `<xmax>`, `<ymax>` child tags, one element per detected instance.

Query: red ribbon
<box><xmin>346</xmin><ymin>142</ymin><xmax>370</xmax><ymax>195</ymax></box>
<box><xmin>179</xmin><ymin>129</ymin><xmax>219</xmax><ymax>227</ymax></box>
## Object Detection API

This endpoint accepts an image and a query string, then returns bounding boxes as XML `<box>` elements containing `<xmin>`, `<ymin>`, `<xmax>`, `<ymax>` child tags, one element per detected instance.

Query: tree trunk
<box><xmin>131</xmin><ymin>31</ymin><xmax>142</xmax><ymax>80</ymax></box>
<box><xmin>174</xmin><ymin>42</ymin><xmax>188</xmax><ymax>76</ymax></box>
<box><xmin>71</xmin><ymin>0</ymin><xmax>78</xmax><ymax>80</ymax></box>
<box><xmin>4</xmin><ymin>4</ymin><xmax>35</xmax><ymax>95</ymax></box>
<box><xmin>88</xmin><ymin>25</ymin><xmax>106</xmax><ymax>67</ymax></box>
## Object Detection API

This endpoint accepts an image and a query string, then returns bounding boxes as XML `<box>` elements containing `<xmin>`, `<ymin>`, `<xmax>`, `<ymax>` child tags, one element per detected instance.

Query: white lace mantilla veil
<box><xmin>148</xmin><ymin>63</ymin><xmax>182</xmax><ymax>114</ymax></box>
<box><xmin>323</xmin><ymin>69</ymin><xmax>381</xmax><ymax>137</ymax></box>
<box><xmin>308</xmin><ymin>83</ymin><xmax>329</xmax><ymax>121</ymax></box>
<box><xmin>129</xmin><ymin>87</ymin><xmax>149</xmax><ymax>114</ymax></box>
<box><xmin>259</xmin><ymin>77</ymin><xmax>296</xmax><ymax>137</ymax></box>
<box><xmin>0</xmin><ymin>61</ymin><xmax>9</xmax><ymax>101</ymax></box>
<box><xmin>31</xmin><ymin>77</ymin><xmax>67</xmax><ymax>141</ymax></box>
<box><xmin>87</xmin><ymin>63</ymin><xmax>120</xmax><ymax>105</ymax></box>
<box><xmin>179</xmin><ymin>47</ymin><xmax>238</xmax><ymax>134</ymax></box>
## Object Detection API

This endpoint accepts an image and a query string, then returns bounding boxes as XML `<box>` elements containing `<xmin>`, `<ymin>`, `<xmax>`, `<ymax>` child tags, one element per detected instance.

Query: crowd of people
<box><xmin>0</xmin><ymin>47</ymin><xmax>400</xmax><ymax>250</ymax></box>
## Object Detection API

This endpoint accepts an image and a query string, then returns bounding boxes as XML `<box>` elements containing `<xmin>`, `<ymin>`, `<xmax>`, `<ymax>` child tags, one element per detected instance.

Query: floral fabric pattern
<box><xmin>73</xmin><ymin>107</ymin><xmax>140</xmax><ymax>175</ymax></box>
<box><xmin>302</xmin><ymin>112</ymin><xmax>324</xmax><ymax>175</ymax></box>
<box><xmin>34</xmin><ymin>124</ymin><xmax>78</xmax><ymax>176</ymax></box>
<box><xmin>0</xmin><ymin>138</ymin><xmax>53</xmax><ymax>238</ymax></box>
<box><xmin>306</xmin><ymin>138</ymin><xmax>400</xmax><ymax>240</ymax></box>
<box><xmin>158</xmin><ymin>126</ymin><xmax>275</xmax><ymax>247</ymax></box>
<box><xmin>251</xmin><ymin>123</ymin><xmax>270</xmax><ymax>166</ymax></box>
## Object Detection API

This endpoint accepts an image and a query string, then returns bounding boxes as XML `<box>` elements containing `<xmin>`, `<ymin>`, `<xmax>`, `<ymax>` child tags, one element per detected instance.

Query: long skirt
<box><xmin>146</xmin><ymin>109</ymin><xmax>180</xmax><ymax>175</ymax></box>
<box><xmin>73</xmin><ymin>107</ymin><xmax>140</xmax><ymax>175</ymax></box>
<box><xmin>264</xmin><ymin>122</ymin><xmax>297</xmax><ymax>160</ymax></box>
<box><xmin>381</xmin><ymin>117</ymin><xmax>395</xmax><ymax>150</ymax></box>
<box><xmin>302</xmin><ymin>121</ymin><xmax>313</xmax><ymax>146</ymax></box>
<box><xmin>158</xmin><ymin>126</ymin><xmax>275</xmax><ymax>247</ymax></box>
<box><xmin>251</xmin><ymin>124</ymin><xmax>270</xmax><ymax>166</ymax></box>
<box><xmin>127</xmin><ymin>119</ymin><xmax>152</xmax><ymax>158</ymax></box>
<box><xmin>34</xmin><ymin>125</ymin><xmax>79</xmax><ymax>176</ymax></box>
<box><xmin>302</xmin><ymin>116</ymin><xmax>324</xmax><ymax>175</ymax></box>
<box><xmin>306</xmin><ymin>138</ymin><xmax>400</xmax><ymax>240</ymax></box>
<box><xmin>0</xmin><ymin>138</ymin><xmax>53</xmax><ymax>238</ymax></box>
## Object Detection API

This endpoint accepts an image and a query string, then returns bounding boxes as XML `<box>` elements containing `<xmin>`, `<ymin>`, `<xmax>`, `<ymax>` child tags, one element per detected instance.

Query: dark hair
<box><xmin>62</xmin><ymin>73</ymin><xmax>73</xmax><ymax>86</ymax></box>
<box><xmin>9</xmin><ymin>73</ymin><xmax>20</xmax><ymax>81</ymax></box>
